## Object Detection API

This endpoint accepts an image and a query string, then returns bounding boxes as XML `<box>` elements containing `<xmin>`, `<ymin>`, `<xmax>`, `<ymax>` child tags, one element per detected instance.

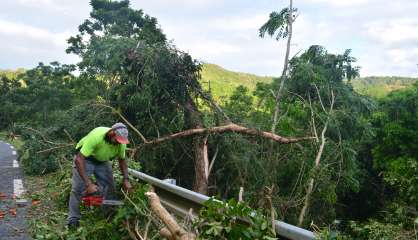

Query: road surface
<box><xmin>0</xmin><ymin>140</ymin><xmax>30</xmax><ymax>239</ymax></box>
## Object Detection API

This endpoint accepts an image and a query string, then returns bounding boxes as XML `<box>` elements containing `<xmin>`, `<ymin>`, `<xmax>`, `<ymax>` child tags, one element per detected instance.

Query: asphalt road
<box><xmin>0</xmin><ymin>140</ymin><xmax>30</xmax><ymax>239</ymax></box>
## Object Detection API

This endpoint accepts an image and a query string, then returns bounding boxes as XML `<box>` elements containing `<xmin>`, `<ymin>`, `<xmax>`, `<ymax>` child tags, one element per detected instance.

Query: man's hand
<box><xmin>83</xmin><ymin>183</ymin><xmax>98</xmax><ymax>195</ymax></box>
<box><xmin>122</xmin><ymin>179</ymin><xmax>133</xmax><ymax>193</ymax></box>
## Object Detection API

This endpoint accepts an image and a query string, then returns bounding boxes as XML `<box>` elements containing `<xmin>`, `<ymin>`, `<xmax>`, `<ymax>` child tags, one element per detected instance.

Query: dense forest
<box><xmin>0</xmin><ymin>0</ymin><xmax>417</xmax><ymax>239</ymax></box>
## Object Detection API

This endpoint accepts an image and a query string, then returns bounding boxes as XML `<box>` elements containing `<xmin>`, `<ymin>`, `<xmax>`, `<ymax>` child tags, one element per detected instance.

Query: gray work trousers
<box><xmin>67</xmin><ymin>158</ymin><xmax>115</xmax><ymax>223</ymax></box>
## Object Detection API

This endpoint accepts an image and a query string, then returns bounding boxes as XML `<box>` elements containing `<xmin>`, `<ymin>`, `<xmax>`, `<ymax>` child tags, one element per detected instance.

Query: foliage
<box><xmin>371</xmin><ymin>82</ymin><xmax>418</xmax><ymax>205</ymax></box>
<box><xmin>195</xmin><ymin>198</ymin><xmax>277</xmax><ymax>240</ymax></box>
<box><xmin>344</xmin><ymin>220</ymin><xmax>414</xmax><ymax>240</ymax></box>
<box><xmin>259</xmin><ymin>7</ymin><xmax>297</xmax><ymax>40</ymax></box>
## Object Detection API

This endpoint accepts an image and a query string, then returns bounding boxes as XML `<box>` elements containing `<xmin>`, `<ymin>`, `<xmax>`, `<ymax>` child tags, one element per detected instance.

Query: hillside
<box><xmin>200</xmin><ymin>64</ymin><xmax>418</xmax><ymax>100</ymax></box>
<box><xmin>200</xmin><ymin>63</ymin><xmax>273</xmax><ymax>100</ymax></box>
<box><xmin>352</xmin><ymin>76</ymin><xmax>418</xmax><ymax>98</ymax></box>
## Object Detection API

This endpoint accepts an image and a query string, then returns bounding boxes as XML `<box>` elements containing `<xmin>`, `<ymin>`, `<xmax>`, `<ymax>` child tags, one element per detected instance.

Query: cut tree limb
<box><xmin>145</xmin><ymin>191</ymin><xmax>196</xmax><ymax>240</ymax></box>
<box><xmin>159</xmin><ymin>228</ymin><xmax>175</xmax><ymax>240</ymax></box>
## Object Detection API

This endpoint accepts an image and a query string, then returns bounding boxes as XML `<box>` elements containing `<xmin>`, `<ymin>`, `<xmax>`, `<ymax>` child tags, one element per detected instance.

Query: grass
<box><xmin>200</xmin><ymin>63</ymin><xmax>273</xmax><ymax>101</ymax></box>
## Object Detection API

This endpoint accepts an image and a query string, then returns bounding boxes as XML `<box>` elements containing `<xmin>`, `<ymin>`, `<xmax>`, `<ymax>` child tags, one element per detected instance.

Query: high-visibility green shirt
<box><xmin>75</xmin><ymin>127</ymin><xmax>126</xmax><ymax>162</ymax></box>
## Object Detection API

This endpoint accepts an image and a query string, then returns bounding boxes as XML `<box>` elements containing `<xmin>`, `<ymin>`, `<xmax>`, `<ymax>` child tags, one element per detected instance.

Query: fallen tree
<box><xmin>96</xmin><ymin>103</ymin><xmax>314</xmax><ymax>195</ymax></box>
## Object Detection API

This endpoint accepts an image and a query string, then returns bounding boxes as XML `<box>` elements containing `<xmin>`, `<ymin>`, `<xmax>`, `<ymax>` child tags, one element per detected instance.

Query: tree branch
<box><xmin>298</xmin><ymin>90</ymin><xmax>335</xmax><ymax>226</ymax></box>
<box><xmin>139</xmin><ymin>123</ymin><xmax>314</xmax><ymax>148</ymax></box>
<box><xmin>145</xmin><ymin>190</ymin><xmax>195</xmax><ymax>240</ymax></box>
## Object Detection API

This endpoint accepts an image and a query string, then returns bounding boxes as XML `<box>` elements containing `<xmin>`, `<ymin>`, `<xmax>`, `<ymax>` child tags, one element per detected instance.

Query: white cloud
<box><xmin>209</xmin><ymin>15</ymin><xmax>268</xmax><ymax>31</ymax></box>
<box><xmin>365</xmin><ymin>18</ymin><xmax>418</xmax><ymax>47</ymax></box>
<box><xmin>15</xmin><ymin>0</ymin><xmax>63</xmax><ymax>12</ymax></box>
<box><xmin>387</xmin><ymin>48</ymin><xmax>418</xmax><ymax>67</ymax></box>
<box><xmin>180</xmin><ymin>40</ymin><xmax>241</xmax><ymax>59</ymax></box>
<box><xmin>304</xmin><ymin>0</ymin><xmax>368</xmax><ymax>7</ymax></box>
<box><xmin>17</xmin><ymin>0</ymin><xmax>53</xmax><ymax>5</ymax></box>
<box><xmin>131</xmin><ymin>0</ymin><xmax>221</xmax><ymax>11</ymax></box>
<box><xmin>0</xmin><ymin>18</ymin><xmax>77</xmax><ymax>69</ymax></box>
<box><xmin>293</xmin><ymin>14</ymin><xmax>334</xmax><ymax>45</ymax></box>
<box><xmin>0</xmin><ymin>19</ymin><xmax>71</xmax><ymax>47</ymax></box>
<box><xmin>360</xmin><ymin>17</ymin><xmax>418</xmax><ymax>76</ymax></box>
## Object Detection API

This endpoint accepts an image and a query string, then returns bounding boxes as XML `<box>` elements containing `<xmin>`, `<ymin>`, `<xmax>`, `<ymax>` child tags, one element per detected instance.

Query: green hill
<box><xmin>200</xmin><ymin>64</ymin><xmax>418</xmax><ymax>100</ymax></box>
<box><xmin>200</xmin><ymin>64</ymin><xmax>273</xmax><ymax>101</ymax></box>
<box><xmin>352</xmin><ymin>76</ymin><xmax>418</xmax><ymax>98</ymax></box>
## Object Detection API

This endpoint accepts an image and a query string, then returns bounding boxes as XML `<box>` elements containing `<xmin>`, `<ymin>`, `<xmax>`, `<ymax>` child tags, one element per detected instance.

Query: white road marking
<box><xmin>13</xmin><ymin>179</ymin><xmax>25</xmax><ymax>198</ymax></box>
<box><xmin>10</xmin><ymin>145</ymin><xmax>14</xmax><ymax>149</ymax></box>
<box><xmin>13</xmin><ymin>159</ymin><xmax>19</xmax><ymax>168</ymax></box>
<box><xmin>12</xmin><ymin>150</ymin><xmax>17</xmax><ymax>155</ymax></box>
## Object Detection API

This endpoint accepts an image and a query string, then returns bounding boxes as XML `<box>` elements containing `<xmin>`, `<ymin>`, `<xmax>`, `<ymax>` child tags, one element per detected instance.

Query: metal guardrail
<box><xmin>128</xmin><ymin>168</ymin><xmax>316</xmax><ymax>240</ymax></box>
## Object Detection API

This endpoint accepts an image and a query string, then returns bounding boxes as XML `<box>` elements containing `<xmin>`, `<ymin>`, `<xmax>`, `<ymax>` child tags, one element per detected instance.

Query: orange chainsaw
<box><xmin>81</xmin><ymin>187</ymin><xmax>123</xmax><ymax>207</ymax></box>
<box><xmin>82</xmin><ymin>195</ymin><xmax>123</xmax><ymax>206</ymax></box>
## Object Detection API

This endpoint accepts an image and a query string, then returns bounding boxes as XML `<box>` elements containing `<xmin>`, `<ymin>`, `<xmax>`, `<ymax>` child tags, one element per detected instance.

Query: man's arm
<box><xmin>118</xmin><ymin>158</ymin><xmax>132</xmax><ymax>192</ymax></box>
<box><xmin>74</xmin><ymin>153</ymin><xmax>97</xmax><ymax>194</ymax></box>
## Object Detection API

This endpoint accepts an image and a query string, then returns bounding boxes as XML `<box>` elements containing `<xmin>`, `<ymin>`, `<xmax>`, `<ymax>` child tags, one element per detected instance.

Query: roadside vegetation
<box><xmin>0</xmin><ymin>0</ymin><xmax>417</xmax><ymax>239</ymax></box>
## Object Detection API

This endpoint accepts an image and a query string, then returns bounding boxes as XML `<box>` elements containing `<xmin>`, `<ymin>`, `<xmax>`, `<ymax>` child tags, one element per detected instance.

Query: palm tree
<box><xmin>259</xmin><ymin>0</ymin><xmax>296</xmax><ymax>134</ymax></box>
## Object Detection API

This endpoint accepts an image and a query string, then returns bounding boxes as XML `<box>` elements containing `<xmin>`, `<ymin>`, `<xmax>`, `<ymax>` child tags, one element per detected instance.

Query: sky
<box><xmin>0</xmin><ymin>0</ymin><xmax>417</xmax><ymax>77</ymax></box>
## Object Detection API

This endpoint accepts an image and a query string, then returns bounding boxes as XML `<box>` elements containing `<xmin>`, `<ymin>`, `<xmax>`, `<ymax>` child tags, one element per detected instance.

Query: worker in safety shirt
<box><xmin>67</xmin><ymin>123</ymin><xmax>132</xmax><ymax>228</ymax></box>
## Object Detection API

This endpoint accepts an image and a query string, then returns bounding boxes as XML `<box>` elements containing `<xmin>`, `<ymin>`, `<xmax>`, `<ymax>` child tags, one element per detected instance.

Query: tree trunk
<box><xmin>271</xmin><ymin>0</ymin><xmax>294</xmax><ymax>134</ymax></box>
<box><xmin>183</xmin><ymin>95</ymin><xmax>209</xmax><ymax>194</ymax></box>
<box><xmin>192</xmin><ymin>135</ymin><xmax>209</xmax><ymax>194</ymax></box>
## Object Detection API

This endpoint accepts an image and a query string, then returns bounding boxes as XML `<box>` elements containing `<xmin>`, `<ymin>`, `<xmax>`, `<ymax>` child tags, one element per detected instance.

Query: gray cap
<box><xmin>111</xmin><ymin>122</ymin><xmax>129</xmax><ymax>144</ymax></box>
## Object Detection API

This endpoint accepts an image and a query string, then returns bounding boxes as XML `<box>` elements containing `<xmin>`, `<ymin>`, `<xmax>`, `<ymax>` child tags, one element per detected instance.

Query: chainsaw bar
<box><xmin>82</xmin><ymin>196</ymin><xmax>123</xmax><ymax>206</ymax></box>
<box><xmin>102</xmin><ymin>200</ymin><xmax>123</xmax><ymax>206</ymax></box>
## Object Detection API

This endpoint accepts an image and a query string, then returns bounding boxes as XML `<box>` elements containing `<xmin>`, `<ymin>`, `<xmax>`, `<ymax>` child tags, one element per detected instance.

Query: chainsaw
<box><xmin>81</xmin><ymin>186</ymin><xmax>123</xmax><ymax>207</ymax></box>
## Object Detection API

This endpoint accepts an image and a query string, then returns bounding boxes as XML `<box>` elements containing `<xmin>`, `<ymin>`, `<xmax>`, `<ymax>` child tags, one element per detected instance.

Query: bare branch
<box><xmin>36</xmin><ymin>143</ymin><xmax>74</xmax><ymax>154</ymax></box>
<box><xmin>207</xmin><ymin>145</ymin><xmax>219</xmax><ymax>178</ymax></box>
<box><xmin>298</xmin><ymin>89</ymin><xmax>335</xmax><ymax>226</ymax></box>
<box><xmin>308</xmin><ymin>94</ymin><xmax>319</xmax><ymax>142</ymax></box>
<box><xmin>141</xmin><ymin>123</ymin><xmax>314</xmax><ymax>147</ymax></box>
<box><xmin>63</xmin><ymin>129</ymin><xmax>75</xmax><ymax>143</ymax></box>
<box><xmin>314</xmin><ymin>84</ymin><xmax>327</xmax><ymax>113</ymax></box>
<box><xmin>238</xmin><ymin>187</ymin><xmax>244</xmax><ymax>203</ymax></box>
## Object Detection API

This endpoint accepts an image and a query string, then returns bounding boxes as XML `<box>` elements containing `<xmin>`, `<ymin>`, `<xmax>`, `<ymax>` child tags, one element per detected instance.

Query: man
<box><xmin>67</xmin><ymin>122</ymin><xmax>133</xmax><ymax>228</ymax></box>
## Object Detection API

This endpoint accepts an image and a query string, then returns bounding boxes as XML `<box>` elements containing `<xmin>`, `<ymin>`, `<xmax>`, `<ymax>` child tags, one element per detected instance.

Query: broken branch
<box><xmin>145</xmin><ymin>190</ymin><xmax>195</xmax><ymax>240</ymax></box>
<box><xmin>141</xmin><ymin>123</ymin><xmax>314</xmax><ymax>147</ymax></box>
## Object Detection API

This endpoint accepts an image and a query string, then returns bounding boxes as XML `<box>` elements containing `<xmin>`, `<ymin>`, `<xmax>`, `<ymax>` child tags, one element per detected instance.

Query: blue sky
<box><xmin>1</xmin><ymin>0</ymin><xmax>417</xmax><ymax>77</ymax></box>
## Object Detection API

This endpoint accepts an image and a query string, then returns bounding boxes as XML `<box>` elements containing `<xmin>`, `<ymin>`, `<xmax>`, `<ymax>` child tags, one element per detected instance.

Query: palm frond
<box><xmin>259</xmin><ymin>8</ymin><xmax>290</xmax><ymax>40</ymax></box>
